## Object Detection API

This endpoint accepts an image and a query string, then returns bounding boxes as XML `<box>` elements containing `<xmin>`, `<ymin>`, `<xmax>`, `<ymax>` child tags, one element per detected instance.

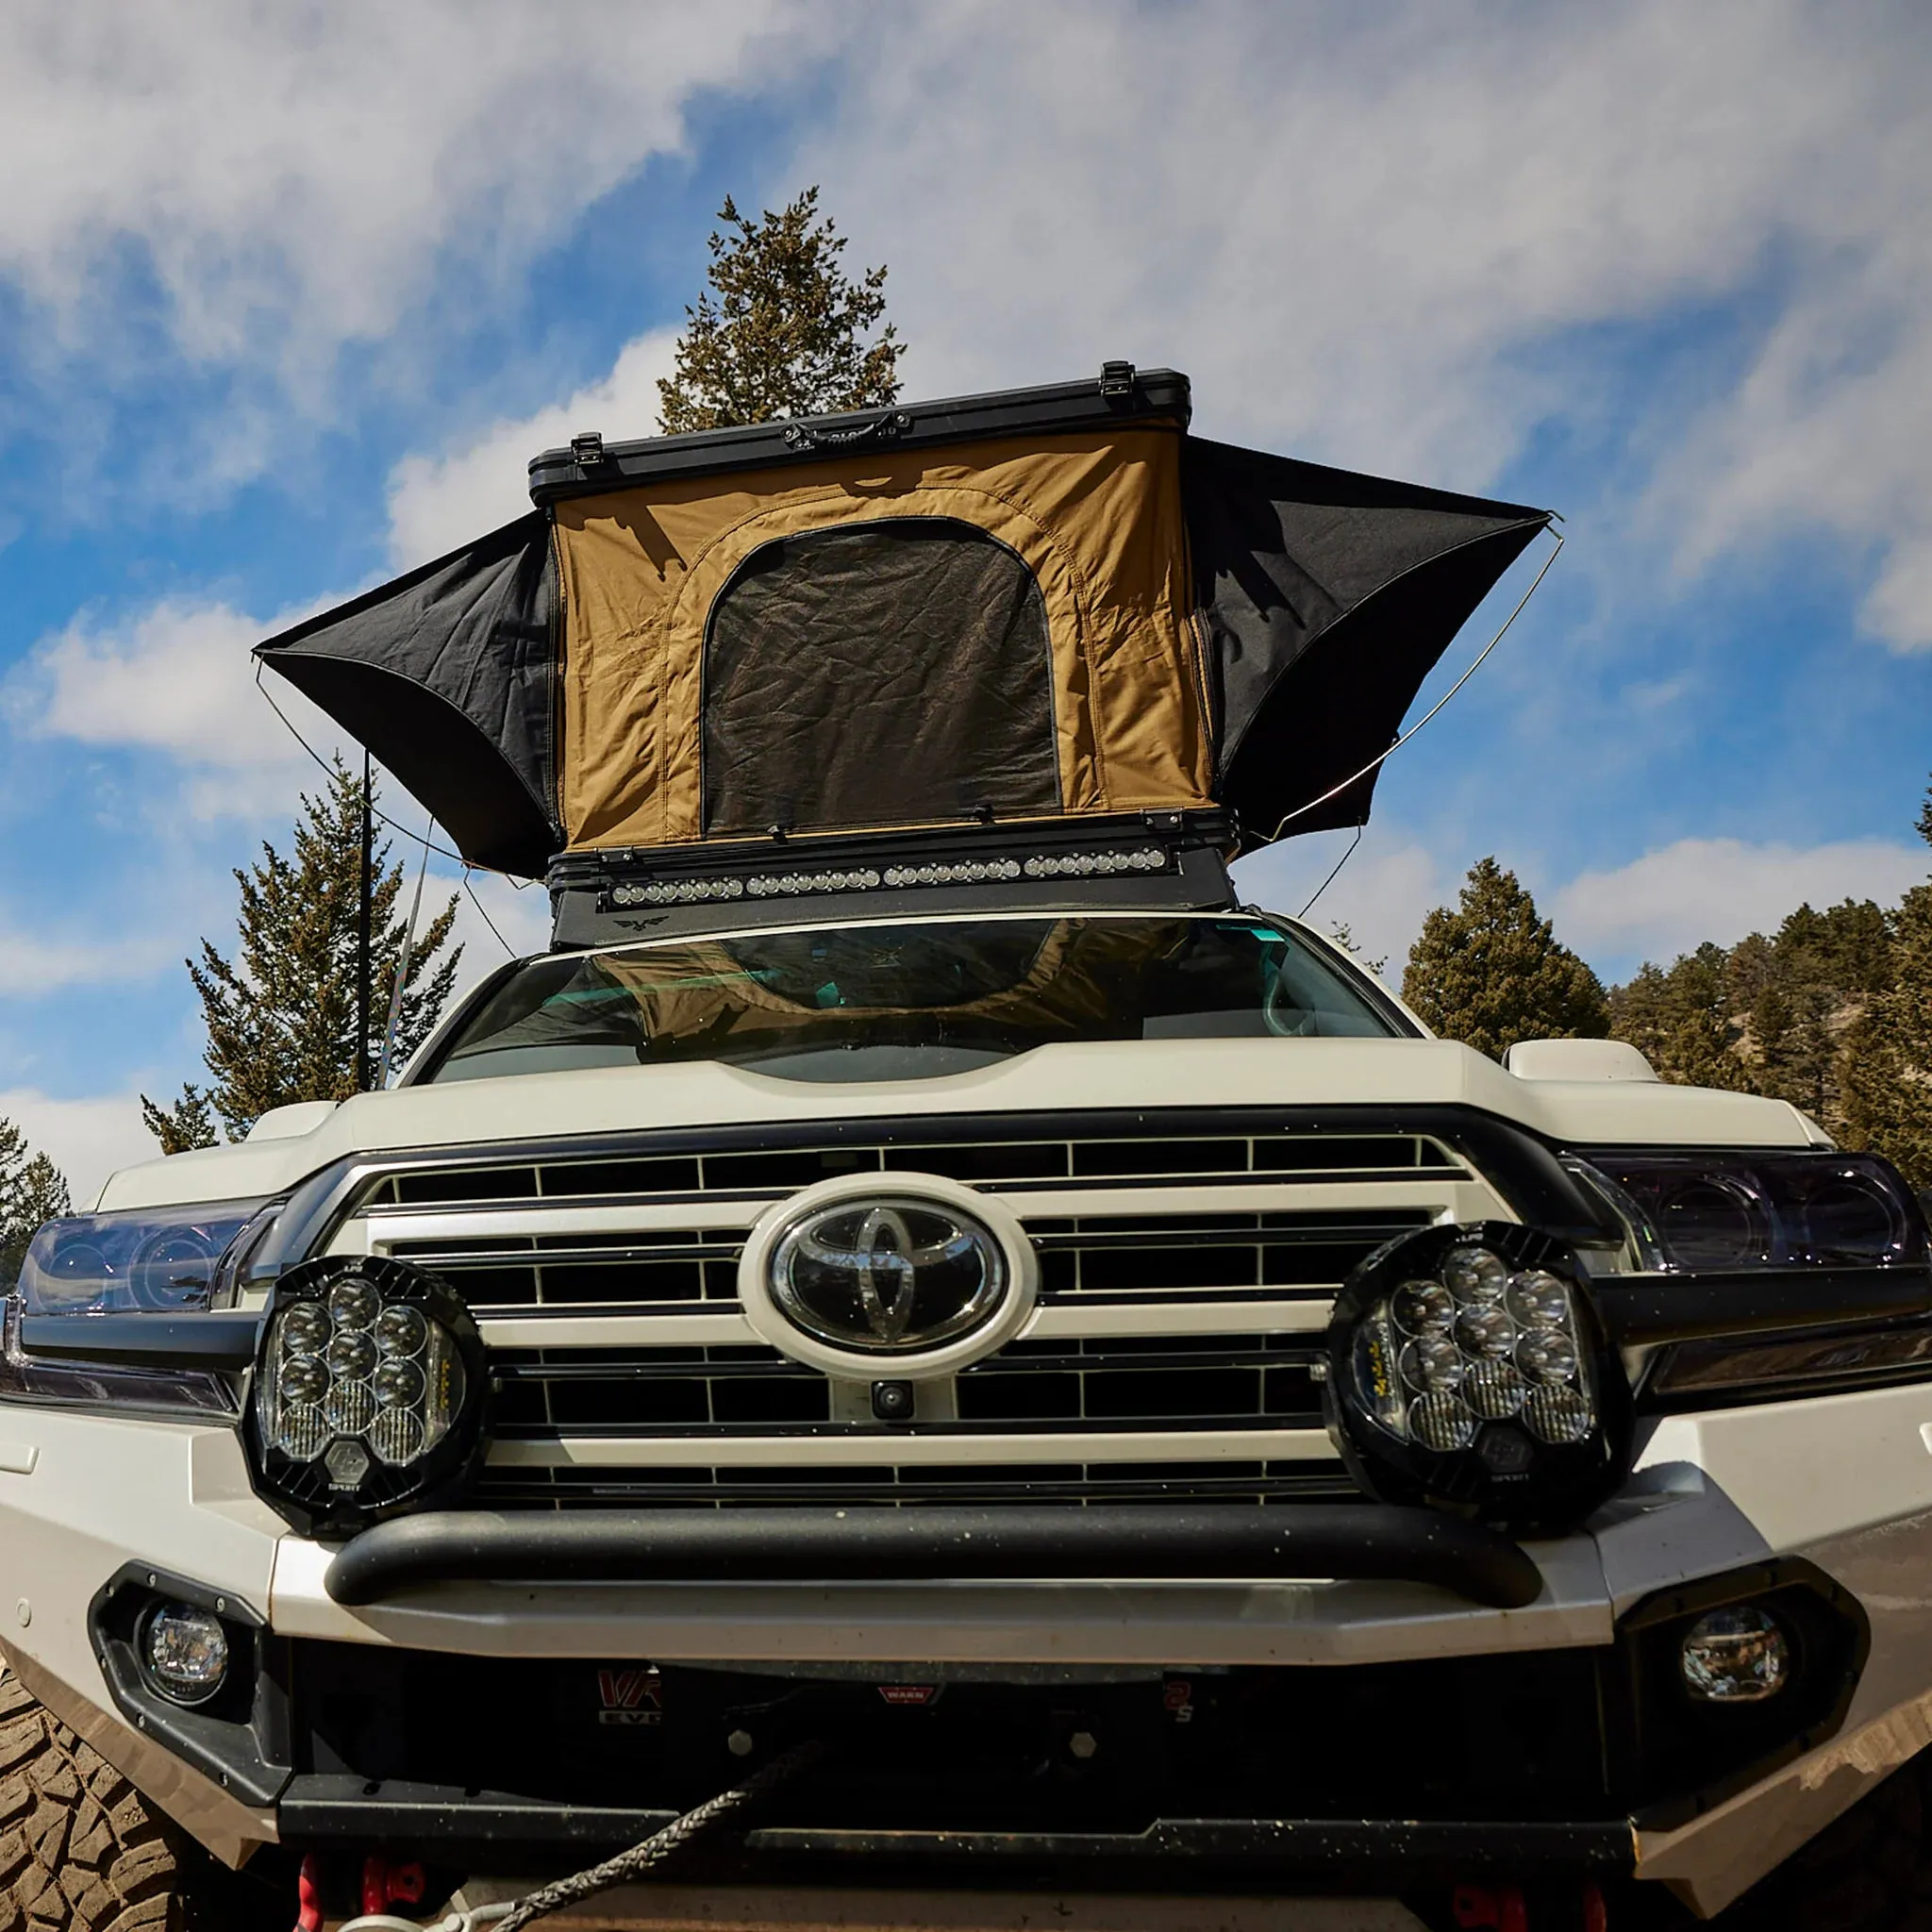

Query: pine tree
<box><xmin>142</xmin><ymin>1086</ymin><xmax>219</xmax><ymax>1158</ymax></box>
<box><xmin>1609</xmin><ymin>944</ymin><xmax>1750</xmax><ymax>1089</ymax></box>
<box><xmin>1606</xmin><ymin>961</ymin><xmax>1674</xmax><ymax>1069</ymax></box>
<box><xmin>1657</xmin><ymin>942</ymin><xmax>1751</xmax><ymax>1090</ymax></box>
<box><xmin>140</xmin><ymin>759</ymin><xmax>463</xmax><ymax>1146</ymax></box>
<box><xmin>1403</xmin><ymin>858</ymin><xmax>1609</xmax><ymax>1061</ymax></box>
<box><xmin>1724</xmin><ymin>931</ymin><xmax>1777</xmax><ymax>1015</ymax></box>
<box><xmin>0</xmin><ymin>1118</ymin><xmax>71</xmax><ymax>1286</ymax></box>
<box><xmin>1736</xmin><ymin>899</ymin><xmax>1893</xmax><ymax>1122</ymax></box>
<box><xmin>1838</xmin><ymin>783</ymin><xmax>1932</xmax><ymax>1187</ymax></box>
<box><xmin>1603</xmin><ymin>792</ymin><xmax>1927</xmax><ymax>1142</ymax></box>
<box><xmin>657</xmin><ymin>187</ymin><xmax>901</xmax><ymax>434</ymax></box>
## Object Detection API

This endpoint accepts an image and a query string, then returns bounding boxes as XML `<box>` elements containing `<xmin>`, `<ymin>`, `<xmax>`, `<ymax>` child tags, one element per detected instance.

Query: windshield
<box><xmin>422</xmin><ymin>915</ymin><xmax>1406</xmax><ymax>1086</ymax></box>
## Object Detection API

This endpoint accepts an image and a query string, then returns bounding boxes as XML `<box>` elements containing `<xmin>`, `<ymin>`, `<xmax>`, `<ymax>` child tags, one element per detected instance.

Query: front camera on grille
<box><xmin>246</xmin><ymin>1256</ymin><xmax>489</xmax><ymax>1535</ymax></box>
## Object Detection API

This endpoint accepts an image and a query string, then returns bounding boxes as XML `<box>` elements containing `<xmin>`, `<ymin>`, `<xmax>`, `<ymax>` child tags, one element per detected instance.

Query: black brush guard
<box><xmin>322</xmin><ymin>1503</ymin><xmax>1542</xmax><ymax>1607</ymax></box>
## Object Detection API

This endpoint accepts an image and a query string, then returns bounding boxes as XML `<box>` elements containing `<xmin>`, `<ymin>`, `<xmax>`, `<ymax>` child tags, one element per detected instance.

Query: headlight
<box><xmin>245</xmin><ymin>1256</ymin><xmax>487</xmax><ymax>1535</ymax></box>
<box><xmin>1571</xmin><ymin>1151</ymin><xmax>1927</xmax><ymax>1272</ymax></box>
<box><xmin>1324</xmin><ymin>1220</ymin><xmax>1630</xmax><ymax>1535</ymax></box>
<box><xmin>0</xmin><ymin>1198</ymin><xmax>278</xmax><ymax>1419</ymax></box>
<box><xmin>18</xmin><ymin>1198</ymin><xmax>271</xmax><ymax>1312</ymax></box>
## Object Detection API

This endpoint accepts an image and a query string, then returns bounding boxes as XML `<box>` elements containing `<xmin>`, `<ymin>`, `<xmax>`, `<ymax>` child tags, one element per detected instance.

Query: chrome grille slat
<box><xmin>473</xmin><ymin>1465</ymin><xmax>1358</xmax><ymax>1510</ymax></box>
<box><xmin>486</xmin><ymin>1427</ymin><xmax>1337</xmax><ymax>1466</ymax></box>
<box><xmin>358</xmin><ymin>1131</ymin><xmax>1466</xmax><ymax>1213</ymax></box>
<box><xmin>381</xmin><ymin>1209</ymin><xmax>1429</xmax><ymax>1314</ymax></box>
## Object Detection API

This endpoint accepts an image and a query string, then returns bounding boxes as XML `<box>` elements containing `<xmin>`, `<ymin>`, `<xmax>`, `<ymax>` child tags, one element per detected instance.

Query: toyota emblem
<box><xmin>739</xmin><ymin>1174</ymin><xmax>1040</xmax><ymax>1376</ymax></box>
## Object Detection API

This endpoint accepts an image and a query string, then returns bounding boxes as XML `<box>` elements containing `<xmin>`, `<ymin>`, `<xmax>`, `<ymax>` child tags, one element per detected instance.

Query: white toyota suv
<box><xmin>4</xmin><ymin>371</ymin><xmax>1928</xmax><ymax>1932</ymax></box>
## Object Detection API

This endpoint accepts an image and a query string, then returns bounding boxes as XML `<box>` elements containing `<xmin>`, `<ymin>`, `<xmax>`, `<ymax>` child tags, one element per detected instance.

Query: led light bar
<box><xmin>749</xmin><ymin>868</ymin><xmax>886</xmax><ymax>897</ymax></box>
<box><xmin>612</xmin><ymin>876</ymin><xmax>747</xmax><ymax>907</ymax></box>
<box><xmin>608</xmin><ymin>846</ymin><xmax>1170</xmax><ymax>909</ymax></box>
<box><xmin>1023</xmin><ymin>848</ymin><xmax>1166</xmax><ymax>877</ymax></box>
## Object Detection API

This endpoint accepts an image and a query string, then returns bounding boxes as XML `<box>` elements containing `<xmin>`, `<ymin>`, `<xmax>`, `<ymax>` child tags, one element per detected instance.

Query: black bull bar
<box><xmin>323</xmin><ymin>1504</ymin><xmax>1543</xmax><ymax>1607</ymax></box>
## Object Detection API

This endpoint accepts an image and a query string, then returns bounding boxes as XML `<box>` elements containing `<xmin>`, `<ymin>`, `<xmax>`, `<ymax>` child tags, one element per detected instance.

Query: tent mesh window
<box><xmin>701</xmin><ymin>518</ymin><xmax>1060</xmax><ymax>835</ymax></box>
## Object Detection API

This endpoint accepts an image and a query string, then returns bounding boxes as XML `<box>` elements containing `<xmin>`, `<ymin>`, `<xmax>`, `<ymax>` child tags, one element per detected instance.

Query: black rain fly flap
<box><xmin>702</xmin><ymin>520</ymin><xmax>1060</xmax><ymax>834</ymax></box>
<box><xmin>255</xmin><ymin>514</ymin><xmax>560</xmax><ymax>876</ymax></box>
<box><xmin>1183</xmin><ymin>439</ymin><xmax>1549</xmax><ymax>842</ymax></box>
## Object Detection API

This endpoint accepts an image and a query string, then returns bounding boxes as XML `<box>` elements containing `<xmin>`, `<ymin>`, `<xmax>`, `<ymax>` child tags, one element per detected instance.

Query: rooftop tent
<box><xmin>255</xmin><ymin>368</ymin><xmax>1550</xmax><ymax>878</ymax></box>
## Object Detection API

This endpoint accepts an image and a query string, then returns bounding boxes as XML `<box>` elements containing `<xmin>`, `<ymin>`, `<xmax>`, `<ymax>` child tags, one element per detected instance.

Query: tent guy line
<box><xmin>1260</xmin><ymin>526</ymin><xmax>1566</xmax><ymax>846</ymax></box>
<box><xmin>252</xmin><ymin>656</ymin><xmax>523</xmax><ymax>967</ymax></box>
<box><xmin>251</xmin><ymin>660</ymin><xmax>475</xmax><ymax>871</ymax></box>
<box><xmin>1298</xmin><ymin>822</ymin><xmax>1364</xmax><ymax>920</ymax></box>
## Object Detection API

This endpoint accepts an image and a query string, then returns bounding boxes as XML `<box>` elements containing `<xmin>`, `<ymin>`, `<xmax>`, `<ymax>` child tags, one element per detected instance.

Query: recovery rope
<box><xmin>328</xmin><ymin>1740</ymin><xmax>826</xmax><ymax>1932</ymax></box>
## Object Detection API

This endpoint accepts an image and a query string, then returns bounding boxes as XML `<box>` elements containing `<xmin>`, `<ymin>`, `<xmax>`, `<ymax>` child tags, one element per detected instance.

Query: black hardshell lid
<box><xmin>526</xmin><ymin>363</ymin><xmax>1191</xmax><ymax>506</ymax></box>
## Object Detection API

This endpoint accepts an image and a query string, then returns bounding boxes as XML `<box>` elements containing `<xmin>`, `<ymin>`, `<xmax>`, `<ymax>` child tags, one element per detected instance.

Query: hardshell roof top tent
<box><xmin>256</xmin><ymin>364</ymin><xmax>1550</xmax><ymax>940</ymax></box>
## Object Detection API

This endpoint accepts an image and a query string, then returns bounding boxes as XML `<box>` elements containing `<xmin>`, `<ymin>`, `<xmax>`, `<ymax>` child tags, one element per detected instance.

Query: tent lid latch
<box><xmin>570</xmin><ymin>429</ymin><xmax>606</xmax><ymax>466</ymax></box>
<box><xmin>1098</xmin><ymin>359</ymin><xmax>1138</xmax><ymax>398</ymax></box>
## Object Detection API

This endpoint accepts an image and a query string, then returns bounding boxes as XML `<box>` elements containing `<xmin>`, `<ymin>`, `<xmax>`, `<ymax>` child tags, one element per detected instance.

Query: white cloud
<box><xmin>0</xmin><ymin>1088</ymin><xmax>159</xmax><ymax>1211</ymax></box>
<box><xmin>798</xmin><ymin>0</ymin><xmax>1932</xmax><ymax>646</ymax></box>
<box><xmin>0</xmin><ymin>929</ymin><xmax>180</xmax><ymax>997</ymax></box>
<box><xmin>8</xmin><ymin>595</ymin><xmax>349</xmax><ymax>815</ymax></box>
<box><xmin>25</xmin><ymin>599</ymin><xmax>308</xmax><ymax>760</ymax></box>
<box><xmin>6</xmin><ymin>1</ymin><xmax>1930</xmax><ymax>639</ymax></box>
<box><xmin>0</xmin><ymin>4</ymin><xmax>798</xmax><ymax>388</ymax></box>
<box><xmin>1554</xmin><ymin>837</ymin><xmax>1929</xmax><ymax>968</ymax></box>
<box><xmin>386</xmin><ymin>328</ymin><xmax>679</xmax><ymax>567</ymax></box>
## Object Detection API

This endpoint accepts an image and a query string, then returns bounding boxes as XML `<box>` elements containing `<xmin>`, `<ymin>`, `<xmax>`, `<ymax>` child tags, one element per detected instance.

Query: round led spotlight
<box><xmin>1322</xmin><ymin>1220</ymin><xmax>1629</xmax><ymax>1535</ymax></box>
<box><xmin>246</xmin><ymin>1254</ymin><xmax>487</xmax><ymax>1536</ymax></box>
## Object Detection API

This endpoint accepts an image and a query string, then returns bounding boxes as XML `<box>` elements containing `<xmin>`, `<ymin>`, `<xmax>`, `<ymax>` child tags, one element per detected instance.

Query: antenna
<box><xmin>355</xmin><ymin>749</ymin><xmax>374</xmax><ymax>1091</ymax></box>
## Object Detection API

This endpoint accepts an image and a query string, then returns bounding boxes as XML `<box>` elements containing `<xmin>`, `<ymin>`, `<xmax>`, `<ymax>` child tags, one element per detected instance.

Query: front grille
<box><xmin>328</xmin><ymin>1117</ymin><xmax>1510</xmax><ymax>1513</ymax></box>
<box><xmin>481</xmin><ymin>1330</ymin><xmax>1343</xmax><ymax>1510</ymax></box>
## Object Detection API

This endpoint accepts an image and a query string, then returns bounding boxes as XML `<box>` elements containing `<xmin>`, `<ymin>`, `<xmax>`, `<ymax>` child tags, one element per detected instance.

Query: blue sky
<box><xmin>1</xmin><ymin>0</ymin><xmax>1929</xmax><ymax>1199</ymax></box>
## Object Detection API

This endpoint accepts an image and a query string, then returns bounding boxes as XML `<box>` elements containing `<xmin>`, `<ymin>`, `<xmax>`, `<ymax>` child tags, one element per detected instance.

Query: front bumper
<box><xmin>5</xmin><ymin>1374</ymin><xmax>1932</xmax><ymax>1917</ymax></box>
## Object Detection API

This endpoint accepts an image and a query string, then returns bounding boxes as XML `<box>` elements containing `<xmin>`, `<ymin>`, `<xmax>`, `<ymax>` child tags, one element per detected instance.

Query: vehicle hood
<box><xmin>92</xmin><ymin>1036</ymin><xmax>1823</xmax><ymax>1210</ymax></box>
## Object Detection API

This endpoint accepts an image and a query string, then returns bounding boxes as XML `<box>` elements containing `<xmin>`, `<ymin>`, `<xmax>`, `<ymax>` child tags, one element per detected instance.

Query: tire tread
<box><xmin>0</xmin><ymin>1674</ymin><xmax>185</xmax><ymax>1932</ymax></box>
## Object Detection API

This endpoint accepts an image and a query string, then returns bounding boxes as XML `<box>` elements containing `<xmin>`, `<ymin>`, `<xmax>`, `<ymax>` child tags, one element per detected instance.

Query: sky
<box><xmin>2</xmin><ymin>0</ymin><xmax>1930</xmax><ymax>1202</ymax></box>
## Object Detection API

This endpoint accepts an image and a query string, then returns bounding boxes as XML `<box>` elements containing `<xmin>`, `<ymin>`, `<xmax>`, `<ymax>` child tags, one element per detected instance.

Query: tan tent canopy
<box><xmin>258</xmin><ymin>368</ymin><xmax>1549</xmax><ymax>878</ymax></box>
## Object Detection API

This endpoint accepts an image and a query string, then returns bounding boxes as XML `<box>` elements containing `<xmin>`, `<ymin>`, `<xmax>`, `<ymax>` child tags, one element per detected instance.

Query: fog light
<box><xmin>139</xmin><ymin>1602</ymin><xmax>229</xmax><ymax>1707</ymax></box>
<box><xmin>1681</xmin><ymin>1605</ymin><xmax>1790</xmax><ymax>1703</ymax></box>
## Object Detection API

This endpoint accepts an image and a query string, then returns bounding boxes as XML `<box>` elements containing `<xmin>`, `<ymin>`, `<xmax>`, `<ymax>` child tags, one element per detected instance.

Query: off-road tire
<box><xmin>0</xmin><ymin>1670</ymin><xmax>188</xmax><ymax>1932</ymax></box>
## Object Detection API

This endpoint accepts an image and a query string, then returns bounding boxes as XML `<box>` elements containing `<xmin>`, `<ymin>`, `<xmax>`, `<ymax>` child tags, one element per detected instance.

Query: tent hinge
<box><xmin>1098</xmin><ymin>359</ymin><xmax>1137</xmax><ymax>398</ymax></box>
<box><xmin>571</xmin><ymin>429</ymin><xmax>607</xmax><ymax>466</ymax></box>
